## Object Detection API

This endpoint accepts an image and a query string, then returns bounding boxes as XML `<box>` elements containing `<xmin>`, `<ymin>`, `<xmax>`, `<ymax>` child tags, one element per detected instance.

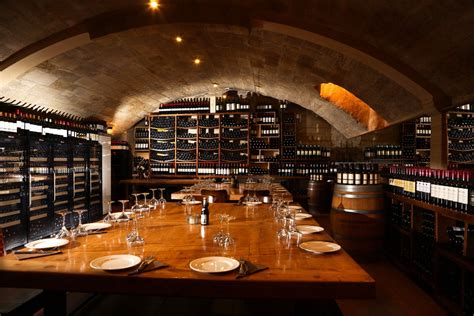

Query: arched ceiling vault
<box><xmin>0</xmin><ymin>1</ymin><xmax>472</xmax><ymax>138</ymax></box>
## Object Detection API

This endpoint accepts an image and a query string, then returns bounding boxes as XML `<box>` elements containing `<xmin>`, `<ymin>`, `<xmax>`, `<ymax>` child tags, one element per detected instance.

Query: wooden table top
<box><xmin>0</xmin><ymin>203</ymin><xmax>374</xmax><ymax>299</ymax></box>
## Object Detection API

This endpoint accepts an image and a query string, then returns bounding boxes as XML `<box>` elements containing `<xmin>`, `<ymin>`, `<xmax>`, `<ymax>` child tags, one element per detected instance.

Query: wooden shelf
<box><xmin>437</xmin><ymin>244</ymin><xmax>474</xmax><ymax>274</ymax></box>
<box><xmin>387</xmin><ymin>192</ymin><xmax>474</xmax><ymax>225</ymax></box>
<box><xmin>386</xmin><ymin>189</ymin><xmax>474</xmax><ymax>316</ymax></box>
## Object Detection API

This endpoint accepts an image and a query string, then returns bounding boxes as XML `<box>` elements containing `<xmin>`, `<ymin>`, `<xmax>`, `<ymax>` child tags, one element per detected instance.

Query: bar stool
<box><xmin>201</xmin><ymin>189</ymin><xmax>229</xmax><ymax>203</ymax></box>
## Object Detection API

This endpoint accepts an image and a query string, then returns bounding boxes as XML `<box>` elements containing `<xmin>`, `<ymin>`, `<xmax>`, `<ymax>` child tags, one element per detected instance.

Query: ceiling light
<box><xmin>213</xmin><ymin>83</ymin><xmax>219</xmax><ymax>88</ymax></box>
<box><xmin>148</xmin><ymin>0</ymin><xmax>159</xmax><ymax>10</ymax></box>
<box><xmin>175</xmin><ymin>36</ymin><xmax>182</xmax><ymax>43</ymax></box>
<box><xmin>194</xmin><ymin>58</ymin><xmax>201</xmax><ymax>65</ymax></box>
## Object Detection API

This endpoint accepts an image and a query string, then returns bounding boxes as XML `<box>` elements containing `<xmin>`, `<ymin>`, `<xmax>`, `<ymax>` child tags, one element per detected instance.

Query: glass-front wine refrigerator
<box><xmin>0</xmin><ymin>130</ymin><xmax>103</xmax><ymax>250</ymax></box>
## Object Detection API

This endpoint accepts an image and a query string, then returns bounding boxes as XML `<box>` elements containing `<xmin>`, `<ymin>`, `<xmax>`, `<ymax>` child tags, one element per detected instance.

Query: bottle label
<box><xmin>355</xmin><ymin>174</ymin><xmax>361</xmax><ymax>185</ymax></box>
<box><xmin>458</xmin><ymin>188</ymin><xmax>468</xmax><ymax>205</ymax></box>
<box><xmin>201</xmin><ymin>214</ymin><xmax>208</xmax><ymax>225</ymax></box>
<box><xmin>416</xmin><ymin>181</ymin><xmax>422</xmax><ymax>192</ymax></box>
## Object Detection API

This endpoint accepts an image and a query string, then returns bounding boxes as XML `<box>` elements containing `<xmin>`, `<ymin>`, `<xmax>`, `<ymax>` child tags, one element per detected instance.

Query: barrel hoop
<box><xmin>333</xmin><ymin>193</ymin><xmax>383</xmax><ymax>199</ymax></box>
<box><xmin>333</xmin><ymin>184</ymin><xmax>383</xmax><ymax>193</ymax></box>
<box><xmin>334</xmin><ymin>233</ymin><xmax>385</xmax><ymax>241</ymax></box>
<box><xmin>331</xmin><ymin>207</ymin><xmax>385</xmax><ymax>215</ymax></box>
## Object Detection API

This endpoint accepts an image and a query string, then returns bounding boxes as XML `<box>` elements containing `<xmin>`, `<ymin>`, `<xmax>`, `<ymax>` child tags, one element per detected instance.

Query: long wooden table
<box><xmin>0</xmin><ymin>203</ymin><xmax>374</xmax><ymax>307</ymax></box>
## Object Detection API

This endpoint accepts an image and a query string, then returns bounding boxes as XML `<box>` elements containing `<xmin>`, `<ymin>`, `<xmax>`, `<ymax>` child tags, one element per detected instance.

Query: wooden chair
<box><xmin>201</xmin><ymin>189</ymin><xmax>229</xmax><ymax>203</ymax></box>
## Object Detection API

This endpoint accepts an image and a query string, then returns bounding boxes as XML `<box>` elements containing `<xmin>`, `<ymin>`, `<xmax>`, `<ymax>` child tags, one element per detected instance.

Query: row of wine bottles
<box><xmin>336</xmin><ymin>163</ymin><xmax>380</xmax><ymax>185</ymax></box>
<box><xmin>364</xmin><ymin>145</ymin><xmax>403</xmax><ymax>159</ymax></box>
<box><xmin>0</xmin><ymin>103</ymin><xmax>106</xmax><ymax>134</ymax></box>
<box><xmin>295</xmin><ymin>145</ymin><xmax>331</xmax><ymax>159</ymax></box>
<box><xmin>158</xmin><ymin>98</ymin><xmax>211</xmax><ymax>114</ymax></box>
<box><xmin>387</xmin><ymin>166</ymin><xmax>474</xmax><ymax>214</ymax></box>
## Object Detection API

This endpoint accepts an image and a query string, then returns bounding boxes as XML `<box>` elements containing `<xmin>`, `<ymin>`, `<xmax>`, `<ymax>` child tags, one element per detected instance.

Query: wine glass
<box><xmin>148</xmin><ymin>189</ymin><xmax>159</xmax><ymax>210</ymax></box>
<box><xmin>116</xmin><ymin>199</ymin><xmax>131</xmax><ymax>222</ymax></box>
<box><xmin>55</xmin><ymin>209</ymin><xmax>71</xmax><ymax>239</ymax></box>
<box><xmin>140</xmin><ymin>193</ymin><xmax>150</xmax><ymax>217</ymax></box>
<box><xmin>126</xmin><ymin>199</ymin><xmax>145</xmax><ymax>247</ymax></box>
<box><xmin>158</xmin><ymin>188</ymin><xmax>166</xmax><ymax>209</ymax></box>
<box><xmin>103</xmin><ymin>200</ymin><xmax>115</xmax><ymax>223</ymax></box>
<box><xmin>72</xmin><ymin>209</ymin><xmax>87</xmax><ymax>237</ymax></box>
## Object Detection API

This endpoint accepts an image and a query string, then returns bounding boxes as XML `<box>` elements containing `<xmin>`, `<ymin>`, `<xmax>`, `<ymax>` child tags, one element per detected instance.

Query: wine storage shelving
<box><xmin>387</xmin><ymin>192</ymin><xmax>474</xmax><ymax>315</ymax></box>
<box><xmin>448</xmin><ymin>105</ymin><xmax>474</xmax><ymax>167</ymax></box>
<box><xmin>138</xmin><ymin>110</ymin><xmax>331</xmax><ymax>177</ymax></box>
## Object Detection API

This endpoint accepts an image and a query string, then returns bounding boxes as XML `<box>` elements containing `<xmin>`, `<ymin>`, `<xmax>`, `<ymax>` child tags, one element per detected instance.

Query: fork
<box><xmin>128</xmin><ymin>255</ymin><xmax>155</xmax><ymax>275</ymax></box>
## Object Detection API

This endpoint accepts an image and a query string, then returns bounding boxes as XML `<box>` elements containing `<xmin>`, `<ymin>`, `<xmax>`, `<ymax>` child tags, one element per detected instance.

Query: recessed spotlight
<box><xmin>175</xmin><ymin>36</ymin><xmax>182</xmax><ymax>43</ymax></box>
<box><xmin>213</xmin><ymin>83</ymin><xmax>219</xmax><ymax>88</ymax></box>
<box><xmin>148</xmin><ymin>0</ymin><xmax>159</xmax><ymax>10</ymax></box>
<box><xmin>194</xmin><ymin>58</ymin><xmax>201</xmax><ymax>65</ymax></box>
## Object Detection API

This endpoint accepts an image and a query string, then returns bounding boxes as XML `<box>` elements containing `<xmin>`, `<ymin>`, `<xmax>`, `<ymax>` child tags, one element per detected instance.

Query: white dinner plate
<box><xmin>295</xmin><ymin>213</ymin><xmax>312</xmax><ymax>220</ymax></box>
<box><xmin>82</xmin><ymin>222</ymin><xmax>112</xmax><ymax>231</ymax></box>
<box><xmin>296</xmin><ymin>225</ymin><xmax>324</xmax><ymax>234</ymax></box>
<box><xmin>242</xmin><ymin>201</ymin><xmax>263</xmax><ymax>206</ymax></box>
<box><xmin>181</xmin><ymin>200</ymin><xmax>202</xmax><ymax>205</ymax></box>
<box><xmin>90</xmin><ymin>255</ymin><xmax>141</xmax><ymax>271</ymax></box>
<box><xmin>25</xmin><ymin>238</ymin><xmax>69</xmax><ymax>250</ymax></box>
<box><xmin>189</xmin><ymin>256</ymin><xmax>240</xmax><ymax>273</ymax></box>
<box><xmin>299</xmin><ymin>241</ymin><xmax>341</xmax><ymax>254</ymax></box>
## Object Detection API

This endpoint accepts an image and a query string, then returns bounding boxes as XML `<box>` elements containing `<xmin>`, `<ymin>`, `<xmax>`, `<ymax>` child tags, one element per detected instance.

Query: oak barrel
<box><xmin>330</xmin><ymin>184</ymin><xmax>385</xmax><ymax>261</ymax></box>
<box><xmin>307</xmin><ymin>180</ymin><xmax>332</xmax><ymax>214</ymax></box>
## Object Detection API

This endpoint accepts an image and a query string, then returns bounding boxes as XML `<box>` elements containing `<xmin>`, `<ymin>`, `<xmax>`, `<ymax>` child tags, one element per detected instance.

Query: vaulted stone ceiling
<box><xmin>0</xmin><ymin>0</ymin><xmax>472</xmax><ymax>137</ymax></box>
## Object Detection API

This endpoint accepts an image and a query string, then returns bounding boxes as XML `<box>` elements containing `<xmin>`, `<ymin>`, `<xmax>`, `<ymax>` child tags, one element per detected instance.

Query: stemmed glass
<box><xmin>103</xmin><ymin>200</ymin><xmax>115</xmax><ymax>223</ymax></box>
<box><xmin>285</xmin><ymin>210</ymin><xmax>302</xmax><ymax>246</ymax></box>
<box><xmin>213</xmin><ymin>214</ymin><xmax>235</xmax><ymax>248</ymax></box>
<box><xmin>148</xmin><ymin>189</ymin><xmax>159</xmax><ymax>210</ymax></box>
<box><xmin>116</xmin><ymin>199</ymin><xmax>131</xmax><ymax>222</ymax></box>
<box><xmin>140</xmin><ymin>193</ymin><xmax>150</xmax><ymax>217</ymax></box>
<box><xmin>131</xmin><ymin>194</ymin><xmax>141</xmax><ymax>214</ymax></box>
<box><xmin>126</xmin><ymin>197</ymin><xmax>145</xmax><ymax>247</ymax></box>
<box><xmin>158</xmin><ymin>188</ymin><xmax>166</xmax><ymax>209</ymax></box>
<box><xmin>276</xmin><ymin>203</ymin><xmax>290</xmax><ymax>239</ymax></box>
<box><xmin>72</xmin><ymin>209</ymin><xmax>87</xmax><ymax>237</ymax></box>
<box><xmin>55</xmin><ymin>209</ymin><xmax>71</xmax><ymax>239</ymax></box>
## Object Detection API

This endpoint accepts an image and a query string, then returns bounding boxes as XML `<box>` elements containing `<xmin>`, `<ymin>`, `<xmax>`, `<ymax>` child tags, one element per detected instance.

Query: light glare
<box><xmin>149</xmin><ymin>0</ymin><xmax>159</xmax><ymax>9</ymax></box>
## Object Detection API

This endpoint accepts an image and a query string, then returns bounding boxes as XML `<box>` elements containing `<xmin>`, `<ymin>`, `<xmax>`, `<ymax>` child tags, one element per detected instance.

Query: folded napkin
<box><xmin>128</xmin><ymin>260</ymin><xmax>169</xmax><ymax>276</ymax></box>
<box><xmin>236</xmin><ymin>259</ymin><xmax>268</xmax><ymax>279</ymax></box>
<box><xmin>14</xmin><ymin>250</ymin><xmax>62</xmax><ymax>261</ymax></box>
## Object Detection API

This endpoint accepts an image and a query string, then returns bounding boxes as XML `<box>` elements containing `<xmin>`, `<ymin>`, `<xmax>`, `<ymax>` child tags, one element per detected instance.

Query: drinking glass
<box><xmin>285</xmin><ymin>211</ymin><xmax>302</xmax><ymax>246</ymax></box>
<box><xmin>116</xmin><ymin>199</ymin><xmax>131</xmax><ymax>222</ymax></box>
<box><xmin>158</xmin><ymin>188</ymin><xmax>166</xmax><ymax>209</ymax></box>
<box><xmin>131</xmin><ymin>193</ymin><xmax>140</xmax><ymax>214</ymax></box>
<box><xmin>103</xmin><ymin>200</ymin><xmax>115</xmax><ymax>223</ymax></box>
<box><xmin>148</xmin><ymin>189</ymin><xmax>159</xmax><ymax>210</ymax></box>
<box><xmin>140</xmin><ymin>193</ymin><xmax>150</xmax><ymax>217</ymax></box>
<box><xmin>126</xmin><ymin>199</ymin><xmax>145</xmax><ymax>247</ymax></box>
<box><xmin>72</xmin><ymin>209</ymin><xmax>87</xmax><ymax>237</ymax></box>
<box><xmin>213</xmin><ymin>214</ymin><xmax>235</xmax><ymax>248</ymax></box>
<box><xmin>276</xmin><ymin>204</ymin><xmax>290</xmax><ymax>239</ymax></box>
<box><xmin>55</xmin><ymin>209</ymin><xmax>71</xmax><ymax>239</ymax></box>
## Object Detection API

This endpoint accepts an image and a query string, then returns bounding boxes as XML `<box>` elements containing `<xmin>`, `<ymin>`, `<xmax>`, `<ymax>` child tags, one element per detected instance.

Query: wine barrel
<box><xmin>330</xmin><ymin>184</ymin><xmax>385</xmax><ymax>261</ymax></box>
<box><xmin>307</xmin><ymin>180</ymin><xmax>332</xmax><ymax>214</ymax></box>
